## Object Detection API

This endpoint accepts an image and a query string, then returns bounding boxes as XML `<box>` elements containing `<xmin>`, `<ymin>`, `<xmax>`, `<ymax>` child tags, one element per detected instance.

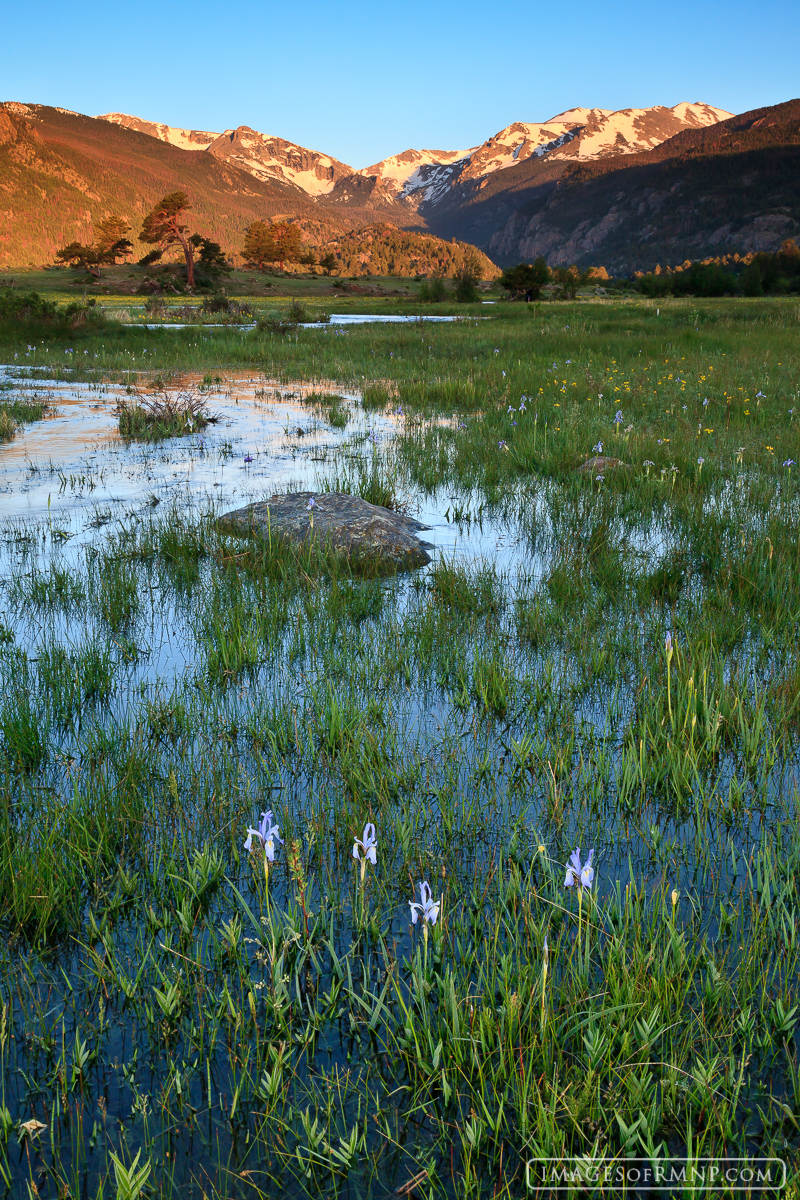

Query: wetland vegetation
<box><xmin>0</xmin><ymin>296</ymin><xmax>799</xmax><ymax>1197</ymax></box>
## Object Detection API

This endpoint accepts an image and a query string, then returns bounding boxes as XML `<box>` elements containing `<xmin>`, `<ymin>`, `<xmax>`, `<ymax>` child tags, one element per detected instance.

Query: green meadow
<box><xmin>0</xmin><ymin>295</ymin><xmax>799</xmax><ymax>1197</ymax></box>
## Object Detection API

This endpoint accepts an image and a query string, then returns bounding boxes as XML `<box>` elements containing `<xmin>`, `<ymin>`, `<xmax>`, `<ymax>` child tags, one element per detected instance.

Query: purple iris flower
<box><xmin>244</xmin><ymin>810</ymin><xmax>282</xmax><ymax>861</ymax></box>
<box><xmin>409</xmin><ymin>881</ymin><xmax>440</xmax><ymax>925</ymax></box>
<box><xmin>564</xmin><ymin>848</ymin><xmax>594</xmax><ymax>890</ymax></box>
<box><xmin>352</xmin><ymin>822</ymin><xmax>377</xmax><ymax>876</ymax></box>
<box><xmin>244</xmin><ymin>454</ymin><xmax>253</xmax><ymax>464</ymax></box>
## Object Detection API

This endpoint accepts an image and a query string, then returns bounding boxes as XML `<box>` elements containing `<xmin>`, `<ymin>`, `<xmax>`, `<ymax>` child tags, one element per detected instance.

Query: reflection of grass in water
<box><xmin>3</xmin><ymin>301</ymin><xmax>800</xmax><ymax>1192</ymax></box>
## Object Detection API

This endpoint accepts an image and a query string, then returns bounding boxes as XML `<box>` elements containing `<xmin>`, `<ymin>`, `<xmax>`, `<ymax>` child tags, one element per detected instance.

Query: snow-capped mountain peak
<box><xmin>356</xmin><ymin>101</ymin><xmax>734</xmax><ymax>208</ymax></box>
<box><xmin>97</xmin><ymin>113</ymin><xmax>353</xmax><ymax>195</ymax></box>
<box><xmin>97</xmin><ymin>101</ymin><xmax>733</xmax><ymax>206</ymax></box>
<box><xmin>357</xmin><ymin>147</ymin><xmax>474</xmax><ymax>192</ymax></box>
<box><xmin>202</xmin><ymin>126</ymin><xmax>352</xmax><ymax>196</ymax></box>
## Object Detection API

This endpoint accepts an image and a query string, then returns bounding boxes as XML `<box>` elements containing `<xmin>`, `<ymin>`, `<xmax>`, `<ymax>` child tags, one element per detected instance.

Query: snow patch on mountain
<box><xmin>98</xmin><ymin>113</ymin><xmax>219</xmax><ymax>150</ymax></box>
<box><xmin>573</xmin><ymin>103</ymin><xmax>734</xmax><ymax>160</ymax></box>
<box><xmin>358</xmin><ymin>147</ymin><xmax>474</xmax><ymax>189</ymax></box>
<box><xmin>671</xmin><ymin>101</ymin><xmax>732</xmax><ymax>127</ymax></box>
<box><xmin>205</xmin><ymin>127</ymin><xmax>352</xmax><ymax>196</ymax></box>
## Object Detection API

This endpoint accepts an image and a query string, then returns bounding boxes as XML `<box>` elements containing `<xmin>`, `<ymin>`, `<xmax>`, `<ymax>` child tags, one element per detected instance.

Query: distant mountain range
<box><xmin>98</xmin><ymin>103</ymin><xmax>730</xmax><ymax>208</ymax></box>
<box><xmin>2</xmin><ymin>98</ymin><xmax>797</xmax><ymax>274</ymax></box>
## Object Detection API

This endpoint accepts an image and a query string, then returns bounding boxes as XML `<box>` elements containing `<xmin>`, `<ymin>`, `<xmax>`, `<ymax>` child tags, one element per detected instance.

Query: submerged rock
<box><xmin>576</xmin><ymin>455</ymin><xmax>629</xmax><ymax>474</ymax></box>
<box><xmin>219</xmin><ymin>491</ymin><xmax>433</xmax><ymax>570</ymax></box>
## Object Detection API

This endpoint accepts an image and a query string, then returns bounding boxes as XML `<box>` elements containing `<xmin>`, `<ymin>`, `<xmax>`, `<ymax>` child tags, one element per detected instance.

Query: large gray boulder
<box><xmin>219</xmin><ymin>491</ymin><xmax>433</xmax><ymax>570</ymax></box>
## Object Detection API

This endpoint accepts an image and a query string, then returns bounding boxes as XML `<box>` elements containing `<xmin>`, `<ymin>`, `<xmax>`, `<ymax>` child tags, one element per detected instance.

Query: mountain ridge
<box><xmin>487</xmin><ymin>99</ymin><xmax>800</xmax><ymax>272</ymax></box>
<box><xmin>95</xmin><ymin>102</ymin><xmax>731</xmax><ymax>212</ymax></box>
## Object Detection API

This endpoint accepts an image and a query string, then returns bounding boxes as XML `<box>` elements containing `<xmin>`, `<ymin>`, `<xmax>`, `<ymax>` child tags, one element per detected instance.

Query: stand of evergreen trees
<box><xmin>633</xmin><ymin>241</ymin><xmax>800</xmax><ymax>298</ymax></box>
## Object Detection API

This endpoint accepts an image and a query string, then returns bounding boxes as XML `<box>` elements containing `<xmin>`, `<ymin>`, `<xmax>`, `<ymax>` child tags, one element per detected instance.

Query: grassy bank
<box><xmin>0</xmin><ymin>265</ymin><xmax>496</xmax><ymax>303</ymax></box>
<box><xmin>0</xmin><ymin>297</ymin><xmax>800</xmax><ymax>1197</ymax></box>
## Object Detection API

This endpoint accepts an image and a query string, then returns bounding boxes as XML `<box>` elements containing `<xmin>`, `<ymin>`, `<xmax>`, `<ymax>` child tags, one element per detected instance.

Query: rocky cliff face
<box><xmin>487</xmin><ymin>101</ymin><xmax>800</xmax><ymax>272</ymax></box>
<box><xmin>202</xmin><ymin>127</ymin><xmax>351</xmax><ymax>196</ymax></box>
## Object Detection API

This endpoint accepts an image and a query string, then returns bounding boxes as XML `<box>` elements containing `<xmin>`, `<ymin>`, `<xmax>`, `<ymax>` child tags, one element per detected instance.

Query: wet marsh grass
<box><xmin>115</xmin><ymin>388</ymin><xmax>217</xmax><ymax>441</ymax></box>
<box><xmin>2</xmin><ymin>300</ymin><xmax>800</xmax><ymax>1195</ymax></box>
<box><xmin>0</xmin><ymin>395</ymin><xmax>49</xmax><ymax>441</ymax></box>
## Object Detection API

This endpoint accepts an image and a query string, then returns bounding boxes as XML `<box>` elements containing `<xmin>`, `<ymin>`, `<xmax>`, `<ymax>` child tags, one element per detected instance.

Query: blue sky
<box><xmin>4</xmin><ymin>0</ymin><xmax>798</xmax><ymax>167</ymax></box>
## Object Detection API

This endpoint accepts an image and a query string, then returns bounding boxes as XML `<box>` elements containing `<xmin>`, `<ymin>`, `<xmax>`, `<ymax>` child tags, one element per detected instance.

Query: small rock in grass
<box><xmin>576</xmin><ymin>455</ymin><xmax>629</xmax><ymax>474</ymax></box>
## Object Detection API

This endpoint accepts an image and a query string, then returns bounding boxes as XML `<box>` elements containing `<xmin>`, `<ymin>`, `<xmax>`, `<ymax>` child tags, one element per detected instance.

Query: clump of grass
<box><xmin>362</xmin><ymin>382</ymin><xmax>393</xmax><ymax>411</ymax></box>
<box><xmin>0</xmin><ymin>397</ymin><xmax>49</xmax><ymax>442</ymax></box>
<box><xmin>306</xmin><ymin>390</ymin><xmax>350</xmax><ymax>428</ymax></box>
<box><xmin>0</xmin><ymin>664</ymin><xmax>47</xmax><ymax>773</ymax></box>
<box><xmin>116</xmin><ymin>388</ymin><xmax>217</xmax><ymax>440</ymax></box>
<box><xmin>0</xmin><ymin>408</ymin><xmax>15</xmax><ymax>442</ymax></box>
<box><xmin>429</xmin><ymin>558</ymin><xmax>501</xmax><ymax>614</ymax></box>
<box><xmin>323</xmin><ymin>451</ymin><xmax>405</xmax><ymax>511</ymax></box>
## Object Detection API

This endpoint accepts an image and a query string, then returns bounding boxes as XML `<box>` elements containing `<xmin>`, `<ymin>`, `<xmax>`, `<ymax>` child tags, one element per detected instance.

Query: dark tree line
<box><xmin>634</xmin><ymin>241</ymin><xmax>800</xmax><ymax>297</ymax></box>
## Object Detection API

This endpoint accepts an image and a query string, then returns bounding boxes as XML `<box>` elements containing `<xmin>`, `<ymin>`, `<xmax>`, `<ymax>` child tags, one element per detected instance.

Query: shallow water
<box><xmin>312</xmin><ymin>313</ymin><xmax>461</xmax><ymax>325</ymax></box>
<box><xmin>0</xmin><ymin>372</ymin><xmax>366</xmax><ymax>528</ymax></box>
<box><xmin>134</xmin><ymin>314</ymin><xmax>462</xmax><ymax>330</ymax></box>
<box><xmin>0</xmin><ymin>370</ymin><xmax>539</xmax><ymax>579</ymax></box>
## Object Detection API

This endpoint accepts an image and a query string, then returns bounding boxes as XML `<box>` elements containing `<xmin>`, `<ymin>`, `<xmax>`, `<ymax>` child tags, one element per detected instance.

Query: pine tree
<box><xmin>268</xmin><ymin>222</ymin><xmax>302</xmax><ymax>271</ymax></box>
<box><xmin>139</xmin><ymin>192</ymin><xmax>196</xmax><ymax>287</ymax></box>
<box><xmin>242</xmin><ymin>222</ymin><xmax>275</xmax><ymax>270</ymax></box>
<box><xmin>94</xmin><ymin>217</ymin><xmax>133</xmax><ymax>264</ymax></box>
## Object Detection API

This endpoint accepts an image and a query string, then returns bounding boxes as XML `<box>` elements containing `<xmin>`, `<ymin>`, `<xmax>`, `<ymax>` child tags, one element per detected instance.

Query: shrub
<box><xmin>634</xmin><ymin>273</ymin><xmax>674</xmax><ymax>297</ymax></box>
<box><xmin>499</xmin><ymin>259</ymin><xmax>550</xmax><ymax>300</ymax></box>
<box><xmin>429</xmin><ymin>277</ymin><xmax>448</xmax><ymax>302</ymax></box>
<box><xmin>454</xmin><ymin>272</ymin><xmax>480</xmax><ymax>303</ymax></box>
<box><xmin>116</xmin><ymin>390</ymin><xmax>217</xmax><ymax>440</ymax></box>
<box><xmin>0</xmin><ymin>290</ymin><xmax>58</xmax><ymax>323</ymax></box>
<box><xmin>0</xmin><ymin>291</ymin><xmax>107</xmax><ymax>331</ymax></box>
